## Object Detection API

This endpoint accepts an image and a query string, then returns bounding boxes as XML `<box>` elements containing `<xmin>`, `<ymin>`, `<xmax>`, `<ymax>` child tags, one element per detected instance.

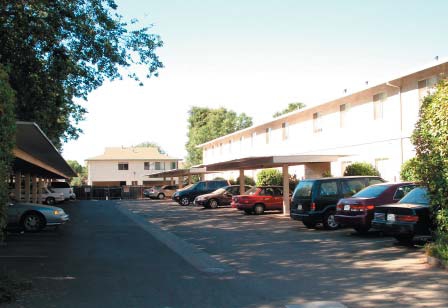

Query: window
<box><xmin>118</xmin><ymin>163</ymin><xmax>128</xmax><ymax>170</ymax></box>
<box><xmin>265</xmin><ymin>128</ymin><xmax>271</xmax><ymax>144</ymax></box>
<box><xmin>318</xmin><ymin>181</ymin><xmax>338</xmax><ymax>197</ymax></box>
<box><xmin>393</xmin><ymin>185</ymin><xmax>416</xmax><ymax>200</ymax></box>
<box><xmin>171</xmin><ymin>162</ymin><xmax>177</xmax><ymax>170</ymax></box>
<box><xmin>373</xmin><ymin>93</ymin><xmax>386</xmax><ymax>120</ymax></box>
<box><xmin>313</xmin><ymin>112</ymin><xmax>322</xmax><ymax>133</ymax></box>
<box><xmin>131</xmin><ymin>181</ymin><xmax>138</xmax><ymax>186</ymax></box>
<box><xmin>418</xmin><ymin>77</ymin><xmax>437</xmax><ymax>101</ymax></box>
<box><xmin>155</xmin><ymin>162</ymin><xmax>161</xmax><ymax>170</ymax></box>
<box><xmin>341</xmin><ymin>179</ymin><xmax>365</xmax><ymax>197</ymax></box>
<box><xmin>282</xmin><ymin>122</ymin><xmax>289</xmax><ymax>140</ymax></box>
<box><xmin>340</xmin><ymin>103</ymin><xmax>350</xmax><ymax>128</ymax></box>
<box><xmin>144</xmin><ymin>162</ymin><xmax>150</xmax><ymax>170</ymax></box>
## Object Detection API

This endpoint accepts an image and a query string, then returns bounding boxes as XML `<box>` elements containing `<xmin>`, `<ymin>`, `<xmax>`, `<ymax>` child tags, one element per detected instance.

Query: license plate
<box><xmin>387</xmin><ymin>214</ymin><xmax>395</xmax><ymax>221</ymax></box>
<box><xmin>344</xmin><ymin>204</ymin><xmax>350</xmax><ymax>211</ymax></box>
<box><xmin>297</xmin><ymin>204</ymin><xmax>302</xmax><ymax>210</ymax></box>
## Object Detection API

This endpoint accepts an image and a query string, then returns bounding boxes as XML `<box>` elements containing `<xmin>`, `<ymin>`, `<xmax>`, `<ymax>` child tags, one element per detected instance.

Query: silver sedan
<box><xmin>7</xmin><ymin>202</ymin><xmax>70</xmax><ymax>232</ymax></box>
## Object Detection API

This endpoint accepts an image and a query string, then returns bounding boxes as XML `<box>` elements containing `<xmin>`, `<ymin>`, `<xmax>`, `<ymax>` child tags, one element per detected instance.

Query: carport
<box><xmin>200</xmin><ymin>155</ymin><xmax>345</xmax><ymax>215</ymax></box>
<box><xmin>147</xmin><ymin>167</ymin><xmax>211</xmax><ymax>188</ymax></box>
<box><xmin>11</xmin><ymin>122</ymin><xmax>76</xmax><ymax>203</ymax></box>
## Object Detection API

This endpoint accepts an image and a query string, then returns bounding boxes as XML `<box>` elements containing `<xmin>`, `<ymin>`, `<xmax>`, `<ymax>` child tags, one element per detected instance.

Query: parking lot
<box><xmin>120</xmin><ymin>199</ymin><xmax>448</xmax><ymax>308</ymax></box>
<box><xmin>1</xmin><ymin>199</ymin><xmax>448</xmax><ymax>308</ymax></box>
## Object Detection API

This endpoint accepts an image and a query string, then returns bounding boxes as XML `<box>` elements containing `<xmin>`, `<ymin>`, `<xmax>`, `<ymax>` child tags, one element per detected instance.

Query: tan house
<box><xmin>198</xmin><ymin>58</ymin><xmax>448</xmax><ymax>182</ymax></box>
<box><xmin>86</xmin><ymin>147</ymin><xmax>182</xmax><ymax>186</ymax></box>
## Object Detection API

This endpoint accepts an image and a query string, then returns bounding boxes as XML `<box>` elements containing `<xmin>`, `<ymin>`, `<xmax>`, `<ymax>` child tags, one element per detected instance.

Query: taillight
<box><xmin>350</xmin><ymin>204</ymin><xmax>375</xmax><ymax>212</ymax></box>
<box><xmin>311</xmin><ymin>203</ymin><xmax>316</xmax><ymax>211</ymax></box>
<box><xmin>336</xmin><ymin>203</ymin><xmax>343</xmax><ymax>211</ymax></box>
<box><xmin>396</xmin><ymin>215</ymin><xmax>419</xmax><ymax>222</ymax></box>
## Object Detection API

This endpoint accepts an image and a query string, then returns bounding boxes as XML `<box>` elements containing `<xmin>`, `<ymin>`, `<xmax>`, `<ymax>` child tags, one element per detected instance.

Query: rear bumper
<box><xmin>290</xmin><ymin>211</ymin><xmax>322</xmax><ymax>223</ymax></box>
<box><xmin>372</xmin><ymin>220</ymin><xmax>417</xmax><ymax>235</ymax></box>
<box><xmin>335</xmin><ymin>214</ymin><xmax>369</xmax><ymax>227</ymax></box>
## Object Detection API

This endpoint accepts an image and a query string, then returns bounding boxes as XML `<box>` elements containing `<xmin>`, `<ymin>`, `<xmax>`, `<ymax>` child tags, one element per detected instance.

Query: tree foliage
<box><xmin>0</xmin><ymin>65</ymin><xmax>16</xmax><ymax>240</ymax></box>
<box><xmin>229</xmin><ymin>176</ymin><xmax>256</xmax><ymax>186</ymax></box>
<box><xmin>0</xmin><ymin>1</ymin><xmax>163</xmax><ymax>148</ymax></box>
<box><xmin>399</xmin><ymin>158</ymin><xmax>421</xmax><ymax>182</ymax></box>
<box><xmin>185</xmin><ymin>107</ymin><xmax>253</xmax><ymax>166</ymax></box>
<box><xmin>343</xmin><ymin>162</ymin><xmax>380</xmax><ymax>176</ymax></box>
<box><xmin>411</xmin><ymin>79</ymin><xmax>448</xmax><ymax>235</ymax></box>
<box><xmin>135</xmin><ymin>142</ymin><xmax>165</xmax><ymax>154</ymax></box>
<box><xmin>273</xmin><ymin>102</ymin><xmax>306</xmax><ymax>118</ymax></box>
<box><xmin>256</xmin><ymin>169</ymin><xmax>283</xmax><ymax>186</ymax></box>
<box><xmin>66</xmin><ymin>160</ymin><xmax>87</xmax><ymax>186</ymax></box>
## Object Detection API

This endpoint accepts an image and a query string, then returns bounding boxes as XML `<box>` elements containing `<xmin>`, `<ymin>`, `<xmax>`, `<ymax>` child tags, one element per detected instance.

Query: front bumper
<box><xmin>47</xmin><ymin>214</ymin><xmax>70</xmax><ymax>226</ymax></box>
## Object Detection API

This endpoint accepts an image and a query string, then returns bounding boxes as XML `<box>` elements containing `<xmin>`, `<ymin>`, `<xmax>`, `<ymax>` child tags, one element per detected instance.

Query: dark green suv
<box><xmin>290</xmin><ymin>176</ymin><xmax>385</xmax><ymax>230</ymax></box>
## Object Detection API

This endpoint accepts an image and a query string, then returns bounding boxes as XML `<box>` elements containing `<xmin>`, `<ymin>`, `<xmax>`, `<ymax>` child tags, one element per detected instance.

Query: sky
<box><xmin>62</xmin><ymin>0</ymin><xmax>448</xmax><ymax>164</ymax></box>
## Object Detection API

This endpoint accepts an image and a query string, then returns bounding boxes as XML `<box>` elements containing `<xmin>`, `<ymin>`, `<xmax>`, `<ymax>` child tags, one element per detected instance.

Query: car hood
<box><xmin>376</xmin><ymin>203</ymin><xmax>428</xmax><ymax>210</ymax></box>
<box><xmin>9</xmin><ymin>202</ymin><xmax>64</xmax><ymax>211</ymax></box>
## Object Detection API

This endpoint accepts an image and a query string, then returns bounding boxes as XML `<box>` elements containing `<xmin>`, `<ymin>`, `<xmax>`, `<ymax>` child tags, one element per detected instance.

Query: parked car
<box><xmin>7</xmin><ymin>201</ymin><xmax>70</xmax><ymax>232</ymax></box>
<box><xmin>172</xmin><ymin>180</ymin><xmax>229</xmax><ymax>206</ymax></box>
<box><xmin>290</xmin><ymin>176</ymin><xmax>386</xmax><ymax>230</ymax></box>
<box><xmin>335</xmin><ymin>182</ymin><xmax>417</xmax><ymax>233</ymax></box>
<box><xmin>146</xmin><ymin>185</ymin><xmax>178</xmax><ymax>199</ymax></box>
<box><xmin>143</xmin><ymin>186</ymin><xmax>162</xmax><ymax>198</ymax></box>
<box><xmin>50</xmin><ymin>181</ymin><xmax>76</xmax><ymax>200</ymax></box>
<box><xmin>371</xmin><ymin>187</ymin><xmax>432</xmax><ymax>244</ymax></box>
<box><xmin>194</xmin><ymin>185</ymin><xmax>252</xmax><ymax>208</ymax></box>
<box><xmin>232</xmin><ymin>186</ymin><xmax>285</xmax><ymax>215</ymax></box>
<box><xmin>9</xmin><ymin>186</ymin><xmax>64</xmax><ymax>205</ymax></box>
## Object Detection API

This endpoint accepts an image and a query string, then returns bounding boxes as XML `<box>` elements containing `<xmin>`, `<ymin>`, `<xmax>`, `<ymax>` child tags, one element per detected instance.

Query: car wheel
<box><xmin>157</xmin><ymin>193</ymin><xmax>165</xmax><ymax>200</ymax></box>
<box><xmin>303</xmin><ymin>221</ymin><xmax>317</xmax><ymax>229</ymax></box>
<box><xmin>254</xmin><ymin>204</ymin><xmax>264</xmax><ymax>215</ymax></box>
<box><xmin>180</xmin><ymin>197</ymin><xmax>190</xmax><ymax>206</ymax></box>
<box><xmin>394</xmin><ymin>234</ymin><xmax>414</xmax><ymax>244</ymax></box>
<box><xmin>354</xmin><ymin>226</ymin><xmax>370</xmax><ymax>234</ymax></box>
<box><xmin>244</xmin><ymin>209</ymin><xmax>252</xmax><ymax>215</ymax></box>
<box><xmin>21</xmin><ymin>212</ymin><xmax>45</xmax><ymax>232</ymax></box>
<box><xmin>323</xmin><ymin>210</ymin><xmax>339</xmax><ymax>230</ymax></box>
<box><xmin>46</xmin><ymin>197</ymin><xmax>55</xmax><ymax>205</ymax></box>
<box><xmin>209</xmin><ymin>199</ymin><xmax>219</xmax><ymax>209</ymax></box>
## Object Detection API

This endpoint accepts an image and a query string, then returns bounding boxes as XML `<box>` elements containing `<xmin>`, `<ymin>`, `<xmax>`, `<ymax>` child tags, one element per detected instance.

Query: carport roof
<box><xmin>147</xmin><ymin>167</ymin><xmax>210</xmax><ymax>178</ymax></box>
<box><xmin>198</xmin><ymin>154</ymin><xmax>347</xmax><ymax>171</ymax></box>
<box><xmin>13</xmin><ymin>122</ymin><xmax>77</xmax><ymax>179</ymax></box>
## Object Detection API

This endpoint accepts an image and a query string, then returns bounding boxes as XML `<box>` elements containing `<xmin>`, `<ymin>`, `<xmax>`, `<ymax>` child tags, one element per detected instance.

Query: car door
<box><xmin>272</xmin><ymin>187</ymin><xmax>284</xmax><ymax>210</ymax></box>
<box><xmin>222</xmin><ymin>186</ymin><xmax>237</xmax><ymax>205</ymax></box>
<box><xmin>259</xmin><ymin>187</ymin><xmax>275</xmax><ymax>209</ymax></box>
<box><xmin>315</xmin><ymin>180</ymin><xmax>340</xmax><ymax>212</ymax></box>
<box><xmin>6</xmin><ymin>203</ymin><xmax>20</xmax><ymax>226</ymax></box>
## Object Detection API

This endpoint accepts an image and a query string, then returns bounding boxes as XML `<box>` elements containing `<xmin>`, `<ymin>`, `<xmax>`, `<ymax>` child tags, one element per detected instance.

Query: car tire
<box><xmin>323</xmin><ymin>210</ymin><xmax>339</xmax><ymax>230</ymax></box>
<box><xmin>354</xmin><ymin>226</ymin><xmax>370</xmax><ymax>234</ymax></box>
<box><xmin>180</xmin><ymin>197</ymin><xmax>190</xmax><ymax>206</ymax></box>
<box><xmin>394</xmin><ymin>234</ymin><xmax>414</xmax><ymax>244</ymax></box>
<box><xmin>157</xmin><ymin>193</ymin><xmax>165</xmax><ymax>200</ymax></box>
<box><xmin>244</xmin><ymin>209</ymin><xmax>252</xmax><ymax>215</ymax></box>
<box><xmin>254</xmin><ymin>204</ymin><xmax>264</xmax><ymax>215</ymax></box>
<box><xmin>21</xmin><ymin>212</ymin><xmax>45</xmax><ymax>232</ymax></box>
<box><xmin>46</xmin><ymin>197</ymin><xmax>55</xmax><ymax>205</ymax></box>
<box><xmin>209</xmin><ymin>199</ymin><xmax>219</xmax><ymax>209</ymax></box>
<box><xmin>303</xmin><ymin>221</ymin><xmax>317</xmax><ymax>229</ymax></box>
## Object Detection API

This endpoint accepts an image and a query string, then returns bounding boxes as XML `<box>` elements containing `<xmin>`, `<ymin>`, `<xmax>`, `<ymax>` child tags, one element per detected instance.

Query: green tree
<box><xmin>0</xmin><ymin>1</ymin><xmax>163</xmax><ymax>148</ymax></box>
<box><xmin>411</xmin><ymin>79</ymin><xmax>448</xmax><ymax>249</ymax></box>
<box><xmin>135</xmin><ymin>142</ymin><xmax>165</xmax><ymax>154</ymax></box>
<box><xmin>273</xmin><ymin>102</ymin><xmax>306</xmax><ymax>118</ymax></box>
<box><xmin>66</xmin><ymin>160</ymin><xmax>87</xmax><ymax>186</ymax></box>
<box><xmin>399</xmin><ymin>158</ymin><xmax>421</xmax><ymax>182</ymax></box>
<box><xmin>0</xmin><ymin>65</ymin><xmax>16</xmax><ymax>241</ymax></box>
<box><xmin>229</xmin><ymin>176</ymin><xmax>256</xmax><ymax>186</ymax></box>
<box><xmin>185</xmin><ymin>107</ymin><xmax>252</xmax><ymax>166</ymax></box>
<box><xmin>256</xmin><ymin>169</ymin><xmax>283</xmax><ymax>186</ymax></box>
<box><xmin>343</xmin><ymin>162</ymin><xmax>380</xmax><ymax>176</ymax></box>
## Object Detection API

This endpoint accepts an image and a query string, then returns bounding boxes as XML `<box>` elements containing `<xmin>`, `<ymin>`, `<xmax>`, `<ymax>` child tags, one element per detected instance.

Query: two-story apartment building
<box><xmin>86</xmin><ymin>147</ymin><xmax>182</xmax><ymax>186</ymax></box>
<box><xmin>198</xmin><ymin>59</ymin><xmax>448</xmax><ymax>182</ymax></box>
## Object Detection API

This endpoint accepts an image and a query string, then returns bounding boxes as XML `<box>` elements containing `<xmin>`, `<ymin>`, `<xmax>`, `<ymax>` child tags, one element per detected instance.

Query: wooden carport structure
<box><xmin>11</xmin><ymin>122</ymin><xmax>76</xmax><ymax>203</ymax></box>
<box><xmin>147</xmin><ymin>167</ymin><xmax>212</xmax><ymax>188</ymax></box>
<box><xmin>199</xmin><ymin>155</ymin><xmax>346</xmax><ymax>215</ymax></box>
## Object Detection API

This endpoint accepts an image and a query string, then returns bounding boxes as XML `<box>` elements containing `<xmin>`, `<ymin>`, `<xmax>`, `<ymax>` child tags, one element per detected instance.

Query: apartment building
<box><xmin>86</xmin><ymin>147</ymin><xmax>181</xmax><ymax>186</ymax></box>
<box><xmin>198</xmin><ymin>59</ymin><xmax>448</xmax><ymax>182</ymax></box>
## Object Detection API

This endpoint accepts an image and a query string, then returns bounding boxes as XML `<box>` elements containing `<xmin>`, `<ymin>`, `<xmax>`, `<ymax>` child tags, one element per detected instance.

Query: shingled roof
<box><xmin>86</xmin><ymin>147</ymin><xmax>180</xmax><ymax>161</ymax></box>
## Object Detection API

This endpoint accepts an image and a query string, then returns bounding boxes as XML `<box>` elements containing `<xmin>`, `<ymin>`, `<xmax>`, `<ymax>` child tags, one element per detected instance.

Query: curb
<box><xmin>427</xmin><ymin>255</ymin><xmax>448</xmax><ymax>270</ymax></box>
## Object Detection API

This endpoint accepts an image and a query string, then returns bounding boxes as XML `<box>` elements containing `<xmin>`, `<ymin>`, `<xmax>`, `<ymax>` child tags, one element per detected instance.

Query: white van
<box><xmin>50</xmin><ymin>182</ymin><xmax>76</xmax><ymax>200</ymax></box>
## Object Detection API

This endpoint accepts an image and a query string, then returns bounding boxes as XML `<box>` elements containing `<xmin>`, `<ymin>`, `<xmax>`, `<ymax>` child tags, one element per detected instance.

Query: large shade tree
<box><xmin>185</xmin><ymin>107</ymin><xmax>253</xmax><ymax>166</ymax></box>
<box><xmin>0</xmin><ymin>1</ymin><xmax>163</xmax><ymax>148</ymax></box>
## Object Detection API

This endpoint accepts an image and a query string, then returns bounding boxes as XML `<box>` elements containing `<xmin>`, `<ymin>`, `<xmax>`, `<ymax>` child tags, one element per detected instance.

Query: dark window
<box><xmin>155</xmin><ymin>162</ymin><xmax>161</xmax><ymax>170</ymax></box>
<box><xmin>368</xmin><ymin>178</ymin><xmax>384</xmax><ymax>185</ymax></box>
<box><xmin>144</xmin><ymin>162</ymin><xmax>150</xmax><ymax>170</ymax></box>
<box><xmin>393</xmin><ymin>185</ymin><xmax>416</xmax><ymax>200</ymax></box>
<box><xmin>195</xmin><ymin>182</ymin><xmax>206</xmax><ymax>191</ymax></box>
<box><xmin>341</xmin><ymin>179</ymin><xmax>365</xmax><ymax>197</ymax></box>
<box><xmin>171</xmin><ymin>162</ymin><xmax>177</xmax><ymax>169</ymax></box>
<box><xmin>118</xmin><ymin>163</ymin><xmax>128</xmax><ymax>170</ymax></box>
<box><xmin>50</xmin><ymin>182</ymin><xmax>70</xmax><ymax>188</ymax></box>
<box><xmin>273</xmin><ymin>188</ymin><xmax>283</xmax><ymax>196</ymax></box>
<box><xmin>292</xmin><ymin>181</ymin><xmax>314</xmax><ymax>198</ymax></box>
<box><xmin>319</xmin><ymin>181</ymin><xmax>338</xmax><ymax>197</ymax></box>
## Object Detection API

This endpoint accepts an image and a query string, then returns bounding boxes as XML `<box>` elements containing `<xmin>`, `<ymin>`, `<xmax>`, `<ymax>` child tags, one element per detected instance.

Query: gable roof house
<box><xmin>85</xmin><ymin>147</ymin><xmax>182</xmax><ymax>186</ymax></box>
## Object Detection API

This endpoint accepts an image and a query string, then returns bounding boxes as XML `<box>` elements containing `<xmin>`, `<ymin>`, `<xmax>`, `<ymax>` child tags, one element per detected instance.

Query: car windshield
<box><xmin>213</xmin><ymin>188</ymin><xmax>226</xmax><ymax>194</ymax></box>
<box><xmin>243</xmin><ymin>187</ymin><xmax>258</xmax><ymax>195</ymax></box>
<box><xmin>47</xmin><ymin>187</ymin><xmax>55</xmax><ymax>193</ymax></box>
<box><xmin>292</xmin><ymin>181</ymin><xmax>314</xmax><ymax>199</ymax></box>
<box><xmin>398</xmin><ymin>187</ymin><xmax>429</xmax><ymax>205</ymax></box>
<box><xmin>353</xmin><ymin>185</ymin><xmax>389</xmax><ymax>198</ymax></box>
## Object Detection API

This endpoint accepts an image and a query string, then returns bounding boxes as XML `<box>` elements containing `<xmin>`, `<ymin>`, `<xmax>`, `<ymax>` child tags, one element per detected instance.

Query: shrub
<box><xmin>399</xmin><ymin>158</ymin><xmax>421</xmax><ymax>182</ymax></box>
<box><xmin>229</xmin><ymin>176</ymin><xmax>256</xmax><ymax>186</ymax></box>
<box><xmin>343</xmin><ymin>162</ymin><xmax>380</xmax><ymax>176</ymax></box>
<box><xmin>256</xmin><ymin>169</ymin><xmax>282</xmax><ymax>186</ymax></box>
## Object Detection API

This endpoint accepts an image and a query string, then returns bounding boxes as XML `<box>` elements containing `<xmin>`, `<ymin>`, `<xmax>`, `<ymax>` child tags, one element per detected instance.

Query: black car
<box><xmin>290</xmin><ymin>176</ymin><xmax>385</xmax><ymax>230</ymax></box>
<box><xmin>172</xmin><ymin>180</ymin><xmax>229</xmax><ymax>206</ymax></box>
<box><xmin>194</xmin><ymin>185</ymin><xmax>252</xmax><ymax>209</ymax></box>
<box><xmin>372</xmin><ymin>187</ymin><xmax>433</xmax><ymax>243</ymax></box>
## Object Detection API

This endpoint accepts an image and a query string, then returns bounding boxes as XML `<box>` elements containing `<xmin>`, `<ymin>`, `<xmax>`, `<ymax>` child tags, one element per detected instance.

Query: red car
<box><xmin>232</xmin><ymin>186</ymin><xmax>284</xmax><ymax>215</ymax></box>
<box><xmin>335</xmin><ymin>182</ymin><xmax>416</xmax><ymax>233</ymax></box>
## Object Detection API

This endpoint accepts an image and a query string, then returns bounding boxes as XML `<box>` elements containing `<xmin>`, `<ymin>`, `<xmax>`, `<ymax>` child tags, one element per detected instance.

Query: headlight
<box><xmin>53</xmin><ymin>210</ymin><xmax>64</xmax><ymax>215</ymax></box>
